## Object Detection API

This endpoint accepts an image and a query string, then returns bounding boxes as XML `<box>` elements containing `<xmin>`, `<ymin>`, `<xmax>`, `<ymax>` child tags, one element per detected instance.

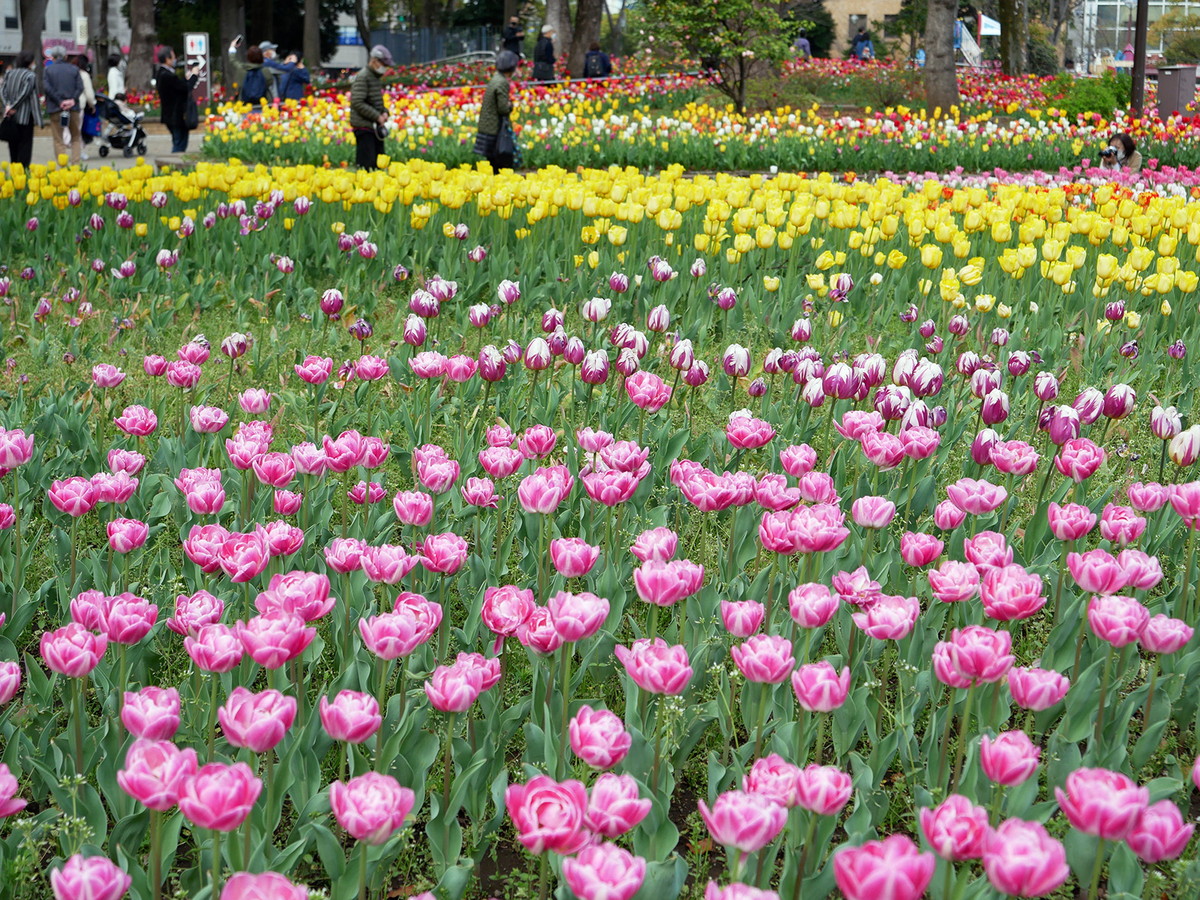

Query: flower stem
<box><xmin>1093</xmin><ymin>643</ymin><xmax>1116</xmax><ymax>752</ymax></box>
<box><xmin>357</xmin><ymin>840</ymin><xmax>368</xmax><ymax>900</ymax></box>
<box><xmin>1088</xmin><ymin>838</ymin><xmax>1106</xmax><ymax>900</ymax></box>
<box><xmin>950</xmin><ymin>683</ymin><xmax>976</xmax><ymax>792</ymax></box>
<box><xmin>72</xmin><ymin>676</ymin><xmax>85</xmax><ymax>776</ymax></box>
<box><xmin>211</xmin><ymin>830</ymin><xmax>223</xmax><ymax>900</ymax></box>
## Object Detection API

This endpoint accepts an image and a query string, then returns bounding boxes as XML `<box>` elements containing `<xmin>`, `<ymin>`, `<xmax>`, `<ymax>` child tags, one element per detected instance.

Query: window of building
<box><xmin>848</xmin><ymin>13</ymin><xmax>868</xmax><ymax>37</ymax></box>
<box><xmin>58</xmin><ymin>0</ymin><xmax>71</xmax><ymax>33</ymax></box>
<box><xmin>3</xmin><ymin>0</ymin><xmax>18</xmax><ymax>31</ymax></box>
<box><xmin>883</xmin><ymin>14</ymin><xmax>901</xmax><ymax>39</ymax></box>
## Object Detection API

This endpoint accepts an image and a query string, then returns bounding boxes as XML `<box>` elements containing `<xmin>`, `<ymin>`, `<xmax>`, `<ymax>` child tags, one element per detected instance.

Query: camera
<box><xmin>1100</xmin><ymin>147</ymin><xmax>1117</xmax><ymax>158</ymax></box>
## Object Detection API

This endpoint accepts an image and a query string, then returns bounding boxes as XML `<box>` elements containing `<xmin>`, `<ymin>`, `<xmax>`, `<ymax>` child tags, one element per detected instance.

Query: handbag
<box><xmin>0</xmin><ymin>114</ymin><xmax>17</xmax><ymax>143</ymax></box>
<box><xmin>496</xmin><ymin>119</ymin><xmax>515</xmax><ymax>157</ymax></box>
<box><xmin>184</xmin><ymin>96</ymin><xmax>199</xmax><ymax>131</ymax></box>
<box><xmin>82</xmin><ymin>110</ymin><xmax>101</xmax><ymax>137</ymax></box>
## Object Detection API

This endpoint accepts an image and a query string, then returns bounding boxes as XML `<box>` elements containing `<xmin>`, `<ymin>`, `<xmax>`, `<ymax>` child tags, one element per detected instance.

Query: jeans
<box><xmin>6</xmin><ymin>122</ymin><xmax>34</xmax><ymax>167</ymax></box>
<box><xmin>169</xmin><ymin>124</ymin><xmax>189</xmax><ymax>153</ymax></box>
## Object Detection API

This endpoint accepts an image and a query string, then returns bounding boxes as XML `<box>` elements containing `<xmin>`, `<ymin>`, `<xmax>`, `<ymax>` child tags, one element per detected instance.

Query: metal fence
<box><xmin>368</xmin><ymin>26</ymin><xmax>499</xmax><ymax>66</ymax></box>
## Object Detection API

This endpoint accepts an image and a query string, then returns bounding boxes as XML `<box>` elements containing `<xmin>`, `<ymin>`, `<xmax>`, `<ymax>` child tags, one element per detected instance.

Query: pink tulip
<box><xmin>1087</xmin><ymin>595</ymin><xmax>1150</xmax><ymax>648</ymax></box>
<box><xmin>320</xmin><ymin>691</ymin><xmax>382</xmax><ymax>744</ymax></box>
<box><xmin>730</xmin><ymin>635</ymin><xmax>795</xmax><ymax>684</ymax></box>
<box><xmin>219</xmin><ymin>528</ymin><xmax>271</xmax><ymax>583</ymax></box>
<box><xmin>183</xmin><ymin>523</ymin><xmax>231</xmax><ymax>572</ymax></box>
<box><xmin>1054</xmin><ymin>437</ymin><xmax>1106</xmax><ymax>481</ymax></box>
<box><xmin>727</xmin><ymin>413</ymin><xmax>776</xmax><ymax>450</ymax></box>
<box><xmin>794</xmin><ymin>764</ymin><xmax>853</xmax><ymax>815</ymax></box>
<box><xmin>1139</xmin><ymin>615</ymin><xmax>1194</xmax><ymax>654</ymax></box>
<box><xmin>990</xmin><ymin>440</ymin><xmax>1039</xmax><ymax>476</ymax></box>
<box><xmin>851</xmin><ymin>594</ymin><xmax>920</xmax><ymax>640</ymax></box>
<box><xmin>105</xmin><ymin>518</ymin><xmax>149</xmax><ymax>554</ymax></box>
<box><xmin>220</xmin><ymin>872</ymin><xmax>309</xmax><ymax>900</ymax></box>
<box><xmin>461</xmin><ymin>477</ymin><xmax>500</xmax><ymax>508</ymax></box>
<box><xmin>0</xmin><ymin>763</ymin><xmax>27</xmax><ymax>817</ymax></box>
<box><xmin>833</xmin><ymin>834</ymin><xmax>935</xmax><ymax>900</ymax></box>
<box><xmin>788</xmin><ymin>583</ymin><xmax>839</xmax><ymax>628</ymax></box>
<box><xmin>1117</xmin><ymin>549</ymin><xmax>1162</xmax><ymax>591</ymax></box>
<box><xmin>550</xmin><ymin>537</ymin><xmax>600</xmax><ymax>578</ymax></box>
<box><xmin>585</xmin><ymin>772</ymin><xmax>650</xmax><ymax>837</ymax></box>
<box><xmin>100</xmin><ymin>592</ymin><xmax>158</xmax><ymax>644</ymax></box>
<box><xmin>359</xmin><ymin>609</ymin><xmax>436</xmax><ymax>660</ymax></box>
<box><xmin>40</xmin><ymin>623</ymin><xmax>107</xmax><ymax>677</ymax></box>
<box><xmin>946</xmin><ymin>625</ymin><xmax>1014</xmax><ymax>684</ymax></box>
<box><xmin>0</xmin><ymin>661</ymin><xmax>21</xmax><ymax>705</ymax></box>
<box><xmin>116</xmin><ymin>739</ymin><xmax>198</xmax><ymax>811</ymax></box>
<box><xmin>50</xmin><ymin>854</ymin><xmax>131</xmax><ymax>900</ymax></box>
<box><xmin>185</xmin><ymin>624</ymin><xmax>244</xmax><ymax>673</ymax></box>
<box><xmin>274</xmin><ymin>489</ymin><xmax>303</xmax><ymax>515</ymax></box>
<box><xmin>1099</xmin><ymin>504</ymin><xmax>1145</xmax><ymax>547</ymax></box>
<box><xmin>360</xmin><ymin>544</ymin><xmax>419</xmax><ymax>584</ymax></box>
<box><xmin>927</xmin><ymin>560</ymin><xmax>980</xmax><ymax>604</ymax></box>
<box><xmin>698</xmin><ymin>790</ymin><xmax>787</xmax><ymax>854</ymax></box>
<box><xmin>481</xmin><ymin>585</ymin><xmax>535</xmax><ymax>642</ymax></box>
<box><xmin>1047</xmin><ymin>502</ymin><xmax>1097</xmax><ymax>541</ymax></box>
<box><xmin>562</xmin><ymin>843</ymin><xmax>646</xmax><ymax>900</ymax></box>
<box><xmin>625</xmin><ymin>370</ymin><xmax>672</xmax><ymax>412</ymax></box>
<box><xmin>704</xmin><ymin>883</ymin><xmax>778</xmax><ymax>900</ymax></box>
<box><xmin>189</xmin><ymin>405</ymin><xmax>231</xmax><ymax>434</ymax></box>
<box><xmin>1007</xmin><ymin>666</ymin><xmax>1069</xmax><ymax>711</ymax></box>
<box><xmin>899</xmin><ymin>532</ymin><xmax>943</xmax><ymax>568</ymax></box>
<box><xmin>113</xmin><ymin>405</ymin><xmax>158</xmax><ymax>437</ymax></box>
<box><xmin>946</xmin><ymin>478</ymin><xmax>1007</xmax><ymax>515</ymax></box>
<box><xmin>1068</xmin><ymin>548</ymin><xmax>1126</xmax><ymax>594</ymax></box>
<box><xmin>633</xmin><ymin>559</ymin><xmax>705</xmax><ymax>606</ymax></box>
<box><xmin>121</xmin><ymin>686</ymin><xmax>181</xmax><ymax>740</ymax></box>
<box><xmin>791</xmin><ymin>662</ymin><xmax>851</xmax><ymax>712</ymax></box>
<box><xmin>851</xmin><ymin>495</ymin><xmax>896</xmax><ymax>529</ymax></box>
<box><xmin>979</xmin><ymin>731</ymin><xmax>1040</xmax><ymax>786</ymax></box>
<box><xmin>478</xmin><ymin>446</ymin><xmax>524</xmax><ymax>479</ymax></box>
<box><xmin>257</xmin><ymin>571</ymin><xmax>335</xmax><ymax>622</ymax></box>
<box><xmin>0</xmin><ymin>428</ymin><xmax>34</xmax><ymax>467</ymax></box>
<box><xmin>963</xmin><ymin>531</ymin><xmax>1013</xmax><ymax>571</ymax></box>
<box><xmin>720</xmin><ymin>600</ymin><xmax>765</xmax><ymax>638</ymax></box>
<box><xmin>329</xmin><ymin>772</ymin><xmax>415</xmax><ymax>845</ymax></box>
<box><xmin>980</xmin><ymin>565</ymin><xmax>1046</xmax><ymax>621</ymax></box>
<box><xmin>569</xmin><ymin>705</ymin><xmax>631</xmax><ymax>769</ymax></box>
<box><xmin>505</xmin><ymin>775</ymin><xmax>591</xmax><ymax>855</ymax></box>
<box><xmin>424</xmin><ymin>663</ymin><xmax>482</xmax><ymax>713</ymax></box>
<box><xmin>184</xmin><ymin>480</ymin><xmax>226</xmax><ymax>515</ymax></box>
<box><xmin>1125</xmin><ymin>800</ymin><xmax>1194</xmax><ymax>863</ymax></box>
<box><xmin>517</xmin><ymin>465</ymin><xmax>574</xmax><ymax>513</ymax></box>
<box><xmin>743</xmin><ymin>754</ymin><xmax>801</xmax><ymax>808</ymax></box>
<box><xmin>48</xmin><ymin>476</ymin><xmax>98</xmax><ymax>517</ymax></box>
<box><xmin>982</xmin><ymin>818</ymin><xmax>1069</xmax><ymax>898</ymax></box>
<box><xmin>237</xmin><ymin>611</ymin><xmax>315</xmax><ymax>669</ymax></box>
<box><xmin>630</xmin><ymin>527</ymin><xmax>678</xmax><ymax>563</ymax></box>
<box><xmin>518</xmin><ymin>424</ymin><xmax>557</xmax><ymax>459</ymax></box>
<box><xmin>933</xmin><ymin>500</ymin><xmax>967</xmax><ymax>531</ymax></box>
<box><xmin>548</xmin><ymin>591</ymin><xmax>610</xmax><ymax>642</ymax></box>
<box><xmin>614</xmin><ymin>638</ymin><xmax>693</xmax><ymax>695</ymax></box>
<box><xmin>218</xmin><ymin>687</ymin><xmax>297</xmax><ymax>753</ymax></box>
<box><xmin>179</xmin><ymin>762</ymin><xmax>262</xmax><ymax>831</ymax></box>
<box><xmin>1127</xmin><ymin>481</ymin><xmax>1169</xmax><ymax>512</ymax></box>
<box><xmin>919</xmin><ymin>794</ymin><xmax>988</xmax><ymax>861</ymax></box>
<box><xmin>1054</xmin><ymin>767</ymin><xmax>1148</xmax><ymax>840</ymax></box>
<box><xmin>420</xmin><ymin>532</ymin><xmax>469</xmax><ymax>574</ymax></box>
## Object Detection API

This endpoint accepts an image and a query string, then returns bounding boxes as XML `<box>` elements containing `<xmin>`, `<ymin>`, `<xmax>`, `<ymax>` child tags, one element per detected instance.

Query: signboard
<box><xmin>978</xmin><ymin>14</ymin><xmax>1002</xmax><ymax>36</ymax></box>
<box><xmin>184</xmin><ymin>32</ymin><xmax>211</xmax><ymax>104</ymax></box>
<box><xmin>74</xmin><ymin>17</ymin><xmax>88</xmax><ymax>47</ymax></box>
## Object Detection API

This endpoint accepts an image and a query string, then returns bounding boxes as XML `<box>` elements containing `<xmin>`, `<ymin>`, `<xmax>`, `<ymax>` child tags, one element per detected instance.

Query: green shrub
<box><xmin>1051</xmin><ymin>71</ymin><xmax>1130</xmax><ymax>118</ymax></box>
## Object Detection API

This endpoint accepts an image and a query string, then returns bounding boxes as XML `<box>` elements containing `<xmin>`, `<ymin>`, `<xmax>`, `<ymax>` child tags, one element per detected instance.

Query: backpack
<box><xmin>583</xmin><ymin>52</ymin><xmax>604</xmax><ymax>78</ymax></box>
<box><xmin>241</xmin><ymin>67</ymin><xmax>266</xmax><ymax>103</ymax></box>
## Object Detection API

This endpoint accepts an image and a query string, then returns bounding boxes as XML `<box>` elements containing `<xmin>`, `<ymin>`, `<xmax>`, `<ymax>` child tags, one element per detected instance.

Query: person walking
<box><xmin>502</xmin><ymin>16</ymin><xmax>525</xmax><ymax>57</ymax></box>
<box><xmin>1</xmin><ymin>51</ymin><xmax>42</xmax><ymax>167</ymax></box>
<box><xmin>155</xmin><ymin>46</ymin><xmax>199</xmax><ymax>153</ymax></box>
<box><xmin>533</xmin><ymin>25</ymin><xmax>556</xmax><ymax>82</ymax></box>
<box><xmin>74</xmin><ymin>54</ymin><xmax>97</xmax><ymax>160</ymax></box>
<box><xmin>106</xmin><ymin>52</ymin><xmax>126</xmax><ymax>99</ymax></box>
<box><xmin>350</xmin><ymin>44</ymin><xmax>393</xmax><ymax>170</ymax></box>
<box><xmin>474</xmin><ymin>50</ymin><xmax>519</xmax><ymax>171</ymax></box>
<box><xmin>43</xmin><ymin>46</ymin><xmax>83</xmax><ymax>164</ymax></box>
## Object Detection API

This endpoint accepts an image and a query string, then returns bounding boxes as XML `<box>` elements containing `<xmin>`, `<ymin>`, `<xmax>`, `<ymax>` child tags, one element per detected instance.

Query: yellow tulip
<box><xmin>1177</xmin><ymin>270</ymin><xmax>1199</xmax><ymax>292</ymax></box>
<box><xmin>763</xmin><ymin>276</ymin><xmax>780</xmax><ymax>292</ymax></box>
<box><xmin>920</xmin><ymin>245</ymin><xmax>943</xmax><ymax>269</ymax></box>
<box><xmin>975</xmin><ymin>294</ymin><xmax>996</xmax><ymax>312</ymax></box>
<box><xmin>887</xmin><ymin>250</ymin><xmax>907</xmax><ymax>270</ymax></box>
<box><xmin>607</xmin><ymin>226</ymin><xmax>627</xmax><ymax>246</ymax></box>
<box><xmin>815</xmin><ymin>250</ymin><xmax>836</xmax><ymax>270</ymax></box>
<box><xmin>828</xmin><ymin>308</ymin><xmax>843</xmax><ymax>327</ymax></box>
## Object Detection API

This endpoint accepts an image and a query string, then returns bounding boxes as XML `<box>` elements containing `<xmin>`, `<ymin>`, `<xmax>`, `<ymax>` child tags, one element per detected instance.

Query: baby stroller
<box><xmin>94</xmin><ymin>94</ymin><xmax>148</xmax><ymax>158</ymax></box>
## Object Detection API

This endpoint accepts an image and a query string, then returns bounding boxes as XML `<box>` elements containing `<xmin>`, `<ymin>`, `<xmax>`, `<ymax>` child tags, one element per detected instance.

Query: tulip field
<box><xmin>0</xmin><ymin>152</ymin><xmax>1199</xmax><ymax>900</ymax></box>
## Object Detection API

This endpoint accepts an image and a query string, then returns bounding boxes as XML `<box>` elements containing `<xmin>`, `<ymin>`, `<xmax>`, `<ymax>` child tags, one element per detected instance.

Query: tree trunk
<box><xmin>567</xmin><ymin>0</ymin><xmax>603</xmax><ymax>76</ymax></box>
<box><xmin>126</xmin><ymin>0</ymin><xmax>156</xmax><ymax>92</ymax></box>
<box><xmin>19</xmin><ymin>0</ymin><xmax>49</xmax><ymax>62</ymax></box>
<box><xmin>303</xmin><ymin>0</ymin><xmax>320</xmax><ymax>65</ymax></box>
<box><xmin>355</xmin><ymin>0</ymin><xmax>372</xmax><ymax>49</ymax></box>
<box><xmin>924</xmin><ymin>0</ymin><xmax>959</xmax><ymax>114</ymax></box>
<box><xmin>999</xmin><ymin>0</ymin><xmax>1027</xmax><ymax>74</ymax></box>
<box><xmin>545</xmin><ymin>0</ymin><xmax>573</xmax><ymax>58</ymax></box>
<box><xmin>220</xmin><ymin>0</ymin><xmax>245</xmax><ymax>87</ymax></box>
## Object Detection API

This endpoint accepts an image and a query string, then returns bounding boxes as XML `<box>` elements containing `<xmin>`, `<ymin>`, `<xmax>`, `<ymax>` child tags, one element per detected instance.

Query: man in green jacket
<box><xmin>350</xmin><ymin>45</ymin><xmax>394</xmax><ymax>170</ymax></box>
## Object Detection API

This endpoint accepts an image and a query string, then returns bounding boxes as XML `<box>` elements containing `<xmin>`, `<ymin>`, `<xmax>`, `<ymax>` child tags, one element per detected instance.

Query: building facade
<box><xmin>0</xmin><ymin>0</ymin><xmax>130</xmax><ymax>59</ymax></box>
<box><xmin>824</xmin><ymin>0</ymin><xmax>904</xmax><ymax>56</ymax></box>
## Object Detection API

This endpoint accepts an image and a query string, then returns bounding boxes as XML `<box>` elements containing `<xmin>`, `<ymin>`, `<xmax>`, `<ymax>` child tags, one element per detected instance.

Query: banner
<box><xmin>979</xmin><ymin>14</ymin><xmax>1002</xmax><ymax>36</ymax></box>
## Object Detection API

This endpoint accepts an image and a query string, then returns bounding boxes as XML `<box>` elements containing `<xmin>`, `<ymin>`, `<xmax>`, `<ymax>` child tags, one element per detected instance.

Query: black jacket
<box><xmin>156</xmin><ymin>64</ymin><xmax>197</xmax><ymax>130</ymax></box>
<box><xmin>502</xmin><ymin>25</ymin><xmax>524</xmax><ymax>55</ymax></box>
<box><xmin>534</xmin><ymin>36</ymin><xmax>555</xmax><ymax>65</ymax></box>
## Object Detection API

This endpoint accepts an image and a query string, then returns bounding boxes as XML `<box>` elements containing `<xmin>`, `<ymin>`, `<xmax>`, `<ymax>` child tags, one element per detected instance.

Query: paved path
<box><xmin>11</xmin><ymin>127</ymin><xmax>205</xmax><ymax>171</ymax></box>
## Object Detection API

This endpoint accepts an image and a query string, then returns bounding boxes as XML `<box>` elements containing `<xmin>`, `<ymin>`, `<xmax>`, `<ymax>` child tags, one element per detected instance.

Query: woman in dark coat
<box><xmin>155</xmin><ymin>46</ymin><xmax>199</xmax><ymax>153</ymax></box>
<box><xmin>1</xmin><ymin>51</ymin><xmax>41</xmax><ymax>166</ymax></box>
<box><xmin>533</xmin><ymin>25</ymin><xmax>556</xmax><ymax>82</ymax></box>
